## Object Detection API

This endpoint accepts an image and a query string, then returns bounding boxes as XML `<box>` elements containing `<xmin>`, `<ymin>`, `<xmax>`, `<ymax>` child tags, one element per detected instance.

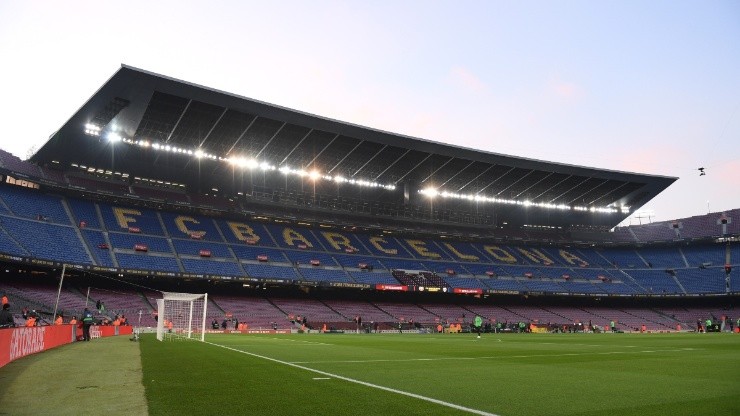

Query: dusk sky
<box><xmin>0</xmin><ymin>1</ymin><xmax>738</xmax><ymax>226</ymax></box>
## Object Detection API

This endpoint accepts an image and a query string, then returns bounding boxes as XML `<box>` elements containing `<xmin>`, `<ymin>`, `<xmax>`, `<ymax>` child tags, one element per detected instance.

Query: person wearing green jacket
<box><xmin>473</xmin><ymin>315</ymin><xmax>483</xmax><ymax>339</ymax></box>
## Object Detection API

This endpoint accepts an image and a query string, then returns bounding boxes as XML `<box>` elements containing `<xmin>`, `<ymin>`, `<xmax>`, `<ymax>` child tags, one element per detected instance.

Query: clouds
<box><xmin>449</xmin><ymin>66</ymin><xmax>487</xmax><ymax>93</ymax></box>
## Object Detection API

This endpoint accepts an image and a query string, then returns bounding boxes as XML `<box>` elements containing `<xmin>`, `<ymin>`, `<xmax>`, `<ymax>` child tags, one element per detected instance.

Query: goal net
<box><xmin>156</xmin><ymin>291</ymin><xmax>208</xmax><ymax>341</ymax></box>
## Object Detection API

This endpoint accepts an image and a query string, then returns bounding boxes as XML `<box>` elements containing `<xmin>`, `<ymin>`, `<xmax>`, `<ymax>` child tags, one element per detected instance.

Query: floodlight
<box><xmin>422</xmin><ymin>188</ymin><xmax>439</xmax><ymax>198</ymax></box>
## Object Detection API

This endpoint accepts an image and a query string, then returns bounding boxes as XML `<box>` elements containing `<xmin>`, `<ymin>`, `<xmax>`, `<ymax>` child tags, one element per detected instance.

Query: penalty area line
<box><xmin>204</xmin><ymin>340</ymin><xmax>500</xmax><ymax>416</ymax></box>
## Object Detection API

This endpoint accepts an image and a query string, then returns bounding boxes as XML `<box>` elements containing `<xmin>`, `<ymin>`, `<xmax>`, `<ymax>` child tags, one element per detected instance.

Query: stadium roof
<box><xmin>32</xmin><ymin>65</ymin><xmax>676</xmax><ymax>229</ymax></box>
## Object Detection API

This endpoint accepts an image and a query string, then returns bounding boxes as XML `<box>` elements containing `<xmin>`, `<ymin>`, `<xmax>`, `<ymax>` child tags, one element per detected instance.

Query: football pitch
<box><xmin>140</xmin><ymin>332</ymin><xmax>740</xmax><ymax>416</ymax></box>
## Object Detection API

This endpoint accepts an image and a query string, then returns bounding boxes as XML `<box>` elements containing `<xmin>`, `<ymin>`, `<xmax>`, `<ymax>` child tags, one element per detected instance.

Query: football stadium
<box><xmin>0</xmin><ymin>65</ymin><xmax>738</xmax><ymax>416</ymax></box>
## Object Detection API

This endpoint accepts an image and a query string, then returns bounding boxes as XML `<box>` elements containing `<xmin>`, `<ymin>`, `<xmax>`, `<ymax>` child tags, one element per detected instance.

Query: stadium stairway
<box><xmin>64</xmin><ymin>201</ymin><xmax>96</xmax><ymax>264</ymax></box>
<box><xmin>317</xmin><ymin>299</ymin><xmax>351</xmax><ymax>321</ymax></box>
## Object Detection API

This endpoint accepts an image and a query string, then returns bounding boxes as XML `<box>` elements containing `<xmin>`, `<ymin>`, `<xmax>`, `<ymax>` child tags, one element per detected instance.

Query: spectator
<box><xmin>69</xmin><ymin>316</ymin><xmax>77</xmax><ymax>325</ymax></box>
<box><xmin>82</xmin><ymin>308</ymin><xmax>94</xmax><ymax>341</ymax></box>
<box><xmin>1</xmin><ymin>294</ymin><xmax>8</xmax><ymax>306</ymax></box>
<box><xmin>0</xmin><ymin>303</ymin><xmax>14</xmax><ymax>328</ymax></box>
<box><xmin>54</xmin><ymin>314</ymin><xmax>64</xmax><ymax>325</ymax></box>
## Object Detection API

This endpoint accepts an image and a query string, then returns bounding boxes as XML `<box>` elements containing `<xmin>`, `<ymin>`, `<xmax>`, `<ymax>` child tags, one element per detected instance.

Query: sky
<box><xmin>0</xmin><ymin>1</ymin><xmax>738</xmax><ymax>226</ymax></box>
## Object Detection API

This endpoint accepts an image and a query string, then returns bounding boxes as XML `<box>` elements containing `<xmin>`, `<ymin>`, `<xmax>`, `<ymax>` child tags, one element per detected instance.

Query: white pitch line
<box><xmin>290</xmin><ymin>348</ymin><xmax>698</xmax><ymax>364</ymax></box>
<box><xmin>205</xmin><ymin>341</ymin><xmax>500</xmax><ymax>416</ymax></box>
<box><xmin>267</xmin><ymin>337</ymin><xmax>331</xmax><ymax>345</ymax></box>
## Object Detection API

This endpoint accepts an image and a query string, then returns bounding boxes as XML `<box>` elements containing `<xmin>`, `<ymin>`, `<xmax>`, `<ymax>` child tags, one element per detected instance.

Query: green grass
<box><xmin>0</xmin><ymin>335</ymin><xmax>147</xmax><ymax>416</ymax></box>
<box><xmin>139</xmin><ymin>332</ymin><xmax>740</xmax><ymax>416</ymax></box>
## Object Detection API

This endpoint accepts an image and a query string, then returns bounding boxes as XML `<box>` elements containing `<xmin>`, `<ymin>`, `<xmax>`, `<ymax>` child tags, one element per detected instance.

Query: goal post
<box><xmin>156</xmin><ymin>292</ymin><xmax>208</xmax><ymax>342</ymax></box>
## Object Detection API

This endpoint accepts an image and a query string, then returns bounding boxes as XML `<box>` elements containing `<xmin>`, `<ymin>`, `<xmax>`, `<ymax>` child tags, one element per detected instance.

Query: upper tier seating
<box><xmin>0</xmin><ymin>185</ymin><xmax>735</xmax><ymax>297</ymax></box>
<box><xmin>1</xmin><ymin>217</ymin><xmax>90</xmax><ymax>264</ymax></box>
<box><xmin>0</xmin><ymin>150</ymin><xmax>42</xmax><ymax>177</ymax></box>
<box><xmin>0</xmin><ymin>186</ymin><xmax>70</xmax><ymax>224</ymax></box>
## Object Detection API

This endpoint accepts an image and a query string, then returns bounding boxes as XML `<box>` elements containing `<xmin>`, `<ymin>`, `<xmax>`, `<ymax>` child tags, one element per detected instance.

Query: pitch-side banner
<box><xmin>1</xmin><ymin>325</ymin><xmax>134</xmax><ymax>368</ymax></box>
<box><xmin>0</xmin><ymin>325</ymin><xmax>75</xmax><ymax>368</ymax></box>
<box><xmin>453</xmin><ymin>288</ymin><xmax>483</xmax><ymax>295</ymax></box>
<box><xmin>375</xmin><ymin>284</ymin><xmax>408</xmax><ymax>291</ymax></box>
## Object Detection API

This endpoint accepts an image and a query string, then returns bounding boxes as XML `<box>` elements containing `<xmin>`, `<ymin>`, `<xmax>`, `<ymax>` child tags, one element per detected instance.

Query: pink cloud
<box><xmin>549</xmin><ymin>78</ymin><xmax>584</xmax><ymax>100</ymax></box>
<box><xmin>713</xmin><ymin>160</ymin><xmax>740</xmax><ymax>187</ymax></box>
<box><xmin>450</xmin><ymin>66</ymin><xmax>487</xmax><ymax>93</ymax></box>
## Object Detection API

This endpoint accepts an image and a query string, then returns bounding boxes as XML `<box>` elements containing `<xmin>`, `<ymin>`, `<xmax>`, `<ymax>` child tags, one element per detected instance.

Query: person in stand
<box><xmin>1</xmin><ymin>294</ymin><xmax>8</xmax><ymax>307</ymax></box>
<box><xmin>473</xmin><ymin>315</ymin><xmax>483</xmax><ymax>339</ymax></box>
<box><xmin>0</xmin><ymin>303</ymin><xmax>14</xmax><ymax>328</ymax></box>
<box><xmin>54</xmin><ymin>314</ymin><xmax>64</xmax><ymax>325</ymax></box>
<box><xmin>82</xmin><ymin>308</ymin><xmax>94</xmax><ymax>341</ymax></box>
<box><xmin>95</xmin><ymin>300</ymin><xmax>101</xmax><ymax>312</ymax></box>
<box><xmin>69</xmin><ymin>316</ymin><xmax>77</xmax><ymax>325</ymax></box>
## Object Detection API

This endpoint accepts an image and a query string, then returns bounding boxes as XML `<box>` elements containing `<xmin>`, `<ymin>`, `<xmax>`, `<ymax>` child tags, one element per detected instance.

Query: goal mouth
<box><xmin>156</xmin><ymin>292</ymin><xmax>208</xmax><ymax>342</ymax></box>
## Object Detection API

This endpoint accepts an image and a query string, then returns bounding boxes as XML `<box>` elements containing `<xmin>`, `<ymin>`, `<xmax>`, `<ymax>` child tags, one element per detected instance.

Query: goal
<box><xmin>156</xmin><ymin>291</ymin><xmax>208</xmax><ymax>341</ymax></box>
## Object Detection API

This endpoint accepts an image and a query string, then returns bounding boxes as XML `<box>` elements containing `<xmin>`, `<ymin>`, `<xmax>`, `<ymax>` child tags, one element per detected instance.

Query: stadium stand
<box><xmin>2</xmin><ymin>65</ymin><xmax>739</xmax><ymax>376</ymax></box>
<box><xmin>0</xmin><ymin>186</ymin><xmax>70</xmax><ymax>224</ymax></box>
<box><xmin>0</xmin><ymin>149</ymin><xmax>43</xmax><ymax>177</ymax></box>
<box><xmin>67</xmin><ymin>175</ymin><xmax>130</xmax><ymax>194</ymax></box>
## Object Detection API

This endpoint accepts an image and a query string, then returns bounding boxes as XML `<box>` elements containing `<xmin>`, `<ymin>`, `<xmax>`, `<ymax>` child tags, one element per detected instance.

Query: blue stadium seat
<box><xmin>0</xmin><ymin>186</ymin><xmax>71</xmax><ymax>225</ymax></box>
<box><xmin>172</xmin><ymin>239</ymin><xmax>233</xmax><ymax>258</ymax></box>
<box><xmin>67</xmin><ymin>198</ymin><xmax>101</xmax><ymax>229</ymax></box>
<box><xmin>81</xmin><ymin>229</ymin><xmax>115</xmax><ymax>267</ymax></box>
<box><xmin>284</xmin><ymin>250</ymin><xmax>337</xmax><ymax>266</ymax></box>
<box><xmin>297</xmin><ymin>267</ymin><xmax>351</xmax><ymax>283</ymax></box>
<box><xmin>116</xmin><ymin>253</ymin><xmax>180</xmax><ymax>272</ymax></box>
<box><xmin>216</xmin><ymin>220</ymin><xmax>276</xmax><ymax>246</ymax></box>
<box><xmin>160</xmin><ymin>212</ymin><xmax>224</xmax><ymax>242</ymax></box>
<box><xmin>108</xmin><ymin>232</ymin><xmax>172</xmax><ymax>253</ymax></box>
<box><xmin>232</xmin><ymin>246</ymin><xmax>288</xmax><ymax>263</ymax></box>
<box><xmin>180</xmin><ymin>258</ymin><xmax>243</xmax><ymax>276</ymax></box>
<box><xmin>348</xmin><ymin>271</ymin><xmax>398</xmax><ymax>285</ymax></box>
<box><xmin>99</xmin><ymin>203</ymin><xmax>165</xmax><ymax>235</ymax></box>
<box><xmin>243</xmin><ymin>263</ymin><xmax>299</xmax><ymax>280</ymax></box>
<box><xmin>1</xmin><ymin>217</ymin><xmax>90</xmax><ymax>264</ymax></box>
